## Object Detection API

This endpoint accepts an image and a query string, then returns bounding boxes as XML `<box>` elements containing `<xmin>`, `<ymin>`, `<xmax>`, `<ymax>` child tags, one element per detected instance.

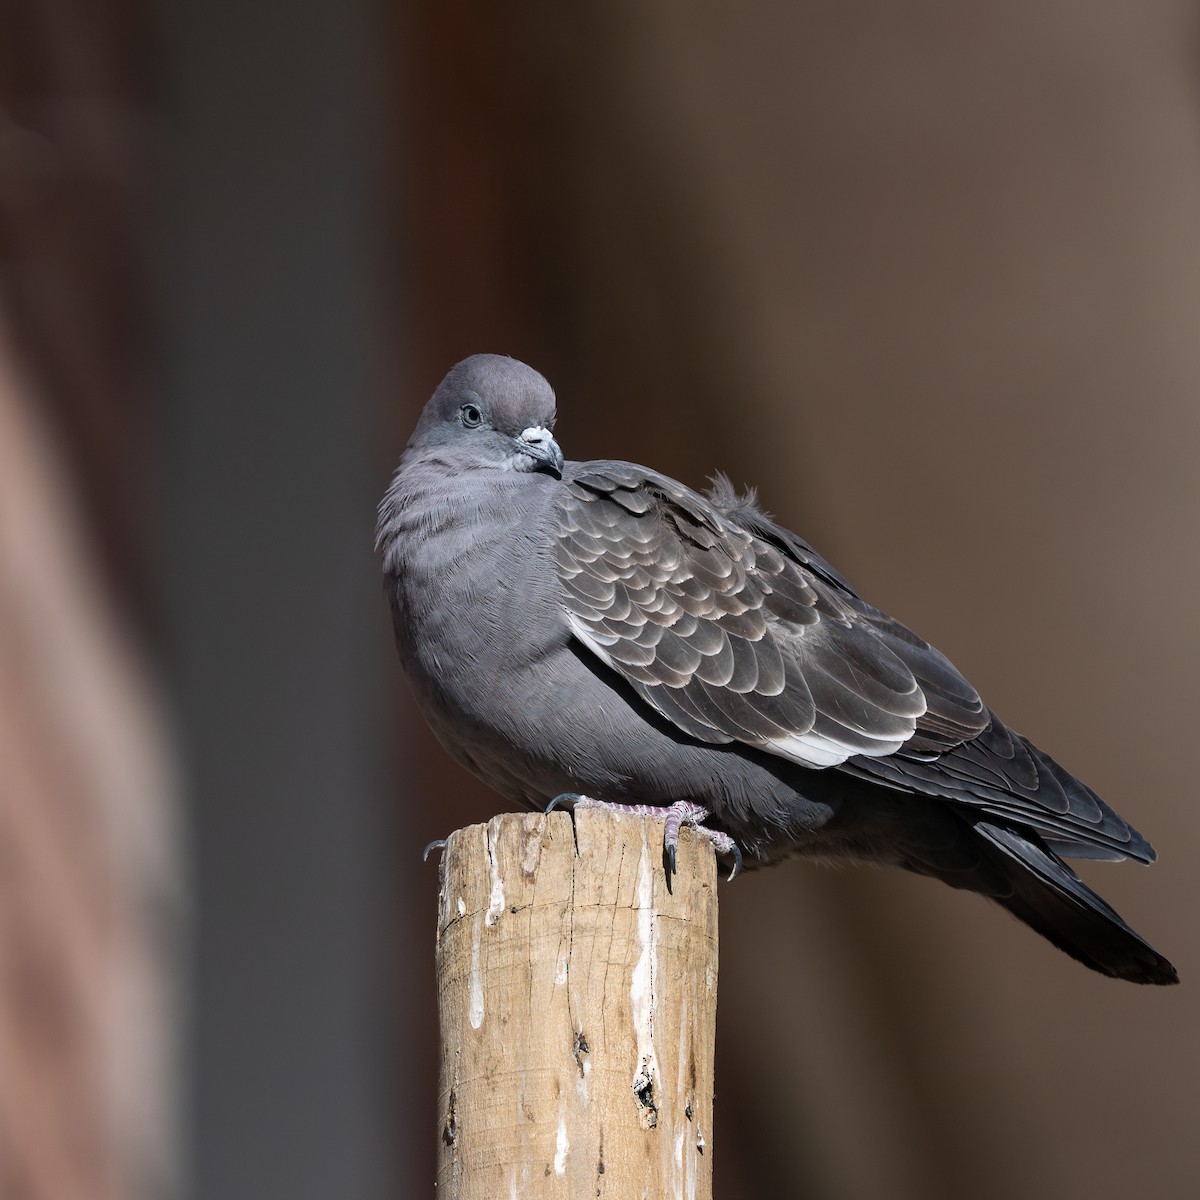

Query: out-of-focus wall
<box><xmin>0</xmin><ymin>332</ymin><xmax>177</xmax><ymax>1200</ymax></box>
<box><xmin>0</xmin><ymin>3</ymin><xmax>178</xmax><ymax>1195</ymax></box>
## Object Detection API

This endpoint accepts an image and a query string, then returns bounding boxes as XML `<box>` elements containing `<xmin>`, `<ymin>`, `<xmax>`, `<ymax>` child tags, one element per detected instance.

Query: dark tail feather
<box><xmin>972</xmin><ymin>821</ymin><xmax>1178</xmax><ymax>985</ymax></box>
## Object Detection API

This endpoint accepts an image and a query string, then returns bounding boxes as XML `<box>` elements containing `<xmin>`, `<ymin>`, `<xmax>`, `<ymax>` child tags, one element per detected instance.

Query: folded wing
<box><xmin>555</xmin><ymin>463</ymin><xmax>986</xmax><ymax>770</ymax></box>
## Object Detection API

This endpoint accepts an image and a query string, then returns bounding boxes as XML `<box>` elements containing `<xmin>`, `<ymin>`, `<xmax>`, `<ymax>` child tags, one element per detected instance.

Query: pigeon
<box><xmin>377</xmin><ymin>354</ymin><xmax>1178</xmax><ymax>985</ymax></box>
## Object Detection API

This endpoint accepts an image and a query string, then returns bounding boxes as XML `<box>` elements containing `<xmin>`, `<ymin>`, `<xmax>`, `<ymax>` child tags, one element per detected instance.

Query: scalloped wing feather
<box><xmin>557</xmin><ymin>465</ymin><xmax>934</xmax><ymax>771</ymax></box>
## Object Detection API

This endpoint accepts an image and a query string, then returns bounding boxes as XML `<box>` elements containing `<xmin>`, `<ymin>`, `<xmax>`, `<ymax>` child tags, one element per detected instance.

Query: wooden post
<box><xmin>434</xmin><ymin>809</ymin><xmax>719</xmax><ymax>1198</ymax></box>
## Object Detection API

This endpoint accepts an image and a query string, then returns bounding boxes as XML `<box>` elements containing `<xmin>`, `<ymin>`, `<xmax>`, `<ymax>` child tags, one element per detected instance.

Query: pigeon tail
<box><xmin>938</xmin><ymin>820</ymin><xmax>1179</xmax><ymax>985</ymax></box>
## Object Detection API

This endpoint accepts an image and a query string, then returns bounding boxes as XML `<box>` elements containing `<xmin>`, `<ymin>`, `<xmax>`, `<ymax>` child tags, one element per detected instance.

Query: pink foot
<box><xmin>546</xmin><ymin>794</ymin><xmax>742</xmax><ymax>887</ymax></box>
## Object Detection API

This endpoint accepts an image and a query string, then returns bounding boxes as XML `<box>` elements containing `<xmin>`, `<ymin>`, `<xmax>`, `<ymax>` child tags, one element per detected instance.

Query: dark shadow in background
<box><xmin>160</xmin><ymin>1</ymin><xmax>406</xmax><ymax>1196</ymax></box>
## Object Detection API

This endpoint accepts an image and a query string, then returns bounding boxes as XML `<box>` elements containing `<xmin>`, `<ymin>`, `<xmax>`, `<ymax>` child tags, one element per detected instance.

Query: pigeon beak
<box><xmin>515</xmin><ymin>425</ymin><xmax>565</xmax><ymax>477</ymax></box>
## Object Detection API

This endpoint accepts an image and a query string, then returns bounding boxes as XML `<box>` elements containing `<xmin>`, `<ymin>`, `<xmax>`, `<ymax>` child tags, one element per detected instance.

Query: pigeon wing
<box><xmin>555</xmin><ymin>463</ymin><xmax>940</xmax><ymax>769</ymax></box>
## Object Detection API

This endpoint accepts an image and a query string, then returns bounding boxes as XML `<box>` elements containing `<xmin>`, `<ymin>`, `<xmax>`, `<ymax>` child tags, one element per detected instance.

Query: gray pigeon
<box><xmin>377</xmin><ymin>353</ymin><xmax>1177</xmax><ymax>985</ymax></box>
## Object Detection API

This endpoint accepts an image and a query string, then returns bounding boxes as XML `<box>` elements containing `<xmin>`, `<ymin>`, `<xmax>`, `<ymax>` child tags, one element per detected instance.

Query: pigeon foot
<box><xmin>546</xmin><ymin>794</ymin><xmax>742</xmax><ymax>888</ymax></box>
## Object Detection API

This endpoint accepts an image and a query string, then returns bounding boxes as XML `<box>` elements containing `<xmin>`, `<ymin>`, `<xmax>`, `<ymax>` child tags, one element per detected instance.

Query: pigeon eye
<box><xmin>460</xmin><ymin>404</ymin><xmax>483</xmax><ymax>428</ymax></box>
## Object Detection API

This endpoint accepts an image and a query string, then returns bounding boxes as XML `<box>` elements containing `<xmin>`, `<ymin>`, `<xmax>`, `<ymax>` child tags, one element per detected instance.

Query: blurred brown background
<box><xmin>1</xmin><ymin>1</ymin><xmax>1197</xmax><ymax>1197</ymax></box>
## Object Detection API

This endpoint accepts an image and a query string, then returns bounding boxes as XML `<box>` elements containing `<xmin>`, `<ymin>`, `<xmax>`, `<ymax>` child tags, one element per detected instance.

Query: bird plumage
<box><xmin>378</xmin><ymin>354</ymin><xmax>1177</xmax><ymax>985</ymax></box>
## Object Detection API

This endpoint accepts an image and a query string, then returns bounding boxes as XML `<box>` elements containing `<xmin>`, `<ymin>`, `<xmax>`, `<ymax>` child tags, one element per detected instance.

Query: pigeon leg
<box><xmin>546</xmin><ymin>794</ymin><xmax>742</xmax><ymax>887</ymax></box>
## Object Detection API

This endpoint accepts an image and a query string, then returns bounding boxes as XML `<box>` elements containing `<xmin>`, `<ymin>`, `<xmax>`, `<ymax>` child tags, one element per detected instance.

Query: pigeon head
<box><xmin>409</xmin><ymin>354</ymin><xmax>564</xmax><ymax>477</ymax></box>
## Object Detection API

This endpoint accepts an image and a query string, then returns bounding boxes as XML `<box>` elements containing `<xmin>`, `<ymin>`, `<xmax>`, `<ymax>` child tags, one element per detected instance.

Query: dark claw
<box><xmin>546</xmin><ymin>792</ymin><xmax>584</xmax><ymax>813</ymax></box>
<box><xmin>422</xmin><ymin>838</ymin><xmax>447</xmax><ymax>863</ymax></box>
<box><xmin>725</xmin><ymin>842</ymin><xmax>743</xmax><ymax>882</ymax></box>
<box><xmin>664</xmin><ymin>841</ymin><xmax>677</xmax><ymax>894</ymax></box>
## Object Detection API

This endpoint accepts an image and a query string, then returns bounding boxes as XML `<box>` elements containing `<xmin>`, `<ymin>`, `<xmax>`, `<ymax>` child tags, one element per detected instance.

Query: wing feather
<box><xmin>557</xmin><ymin>465</ymin><xmax>935</xmax><ymax>770</ymax></box>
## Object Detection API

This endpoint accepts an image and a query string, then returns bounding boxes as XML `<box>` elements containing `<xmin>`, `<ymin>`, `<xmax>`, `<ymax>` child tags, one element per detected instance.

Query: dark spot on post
<box><xmin>442</xmin><ymin>1090</ymin><xmax>458</xmax><ymax>1147</ymax></box>
<box><xmin>573</xmin><ymin>1030</ymin><xmax>590</xmax><ymax>1075</ymax></box>
<box><xmin>633</xmin><ymin>1061</ymin><xmax>658</xmax><ymax>1128</ymax></box>
<box><xmin>685</xmin><ymin>1102</ymin><xmax>693</xmax><ymax>1121</ymax></box>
